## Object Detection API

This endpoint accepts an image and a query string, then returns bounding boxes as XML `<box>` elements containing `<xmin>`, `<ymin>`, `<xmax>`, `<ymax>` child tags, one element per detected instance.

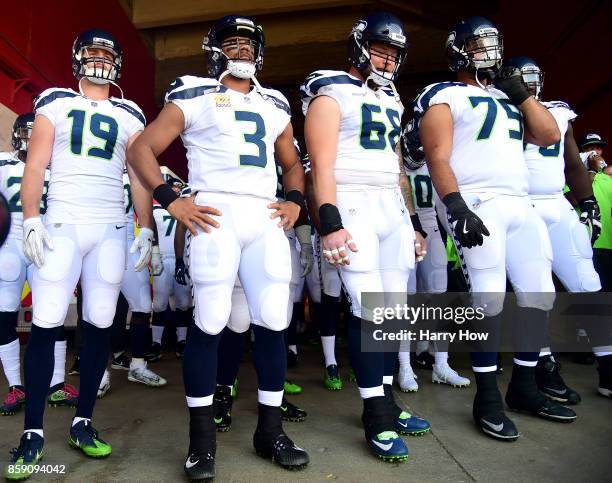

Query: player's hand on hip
<box><xmin>175</xmin><ymin>257</ymin><xmax>188</xmax><ymax>285</ymax></box>
<box><xmin>131</xmin><ymin>227</ymin><xmax>154</xmax><ymax>272</ymax></box>
<box><xmin>268</xmin><ymin>201</ymin><xmax>300</xmax><ymax>231</ymax></box>
<box><xmin>22</xmin><ymin>217</ymin><xmax>53</xmax><ymax>268</ymax></box>
<box><xmin>322</xmin><ymin>229</ymin><xmax>358</xmax><ymax>266</ymax></box>
<box><xmin>443</xmin><ymin>192</ymin><xmax>490</xmax><ymax>249</ymax></box>
<box><xmin>415</xmin><ymin>231</ymin><xmax>428</xmax><ymax>262</ymax></box>
<box><xmin>168</xmin><ymin>197</ymin><xmax>221</xmax><ymax>235</ymax></box>
<box><xmin>150</xmin><ymin>245</ymin><xmax>164</xmax><ymax>276</ymax></box>
<box><xmin>578</xmin><ymin>196</ymin><xmax>602</xmax><ymax>244</ymax></box>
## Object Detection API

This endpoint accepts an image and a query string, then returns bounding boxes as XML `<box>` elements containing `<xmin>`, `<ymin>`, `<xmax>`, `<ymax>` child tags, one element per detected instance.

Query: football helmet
<box><xmin>11</xmin><ymin>112</ymin><xmax>35</xmax><ymax>153</ymax></box>
<box><xmin>348</xmin><ymin>11</ymin><xmax>408</xmax><ymax>86</ymax></box>
<box><xmin>203</xmin><ymin>15</ymin><xmax>264</xmax><ymax>79</ymax></box>
<box><xmin>446</xmin><ymin>16</ymin><xmax>502</xmax><ymax>76</ymax></box>
<box><xmin>504</xmin><ymin>56</ymin><xmax>544</xmax><ymax>100</ymax></box>
<box><xmin>72</xmin><ymin>29</ymin><xmax>123</xmax><ymax>84</ymax></box>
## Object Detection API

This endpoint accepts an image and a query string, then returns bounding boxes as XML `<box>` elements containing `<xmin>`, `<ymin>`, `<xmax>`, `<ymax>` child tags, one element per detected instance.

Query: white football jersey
<box><xmin>34</xmin><ymin>87</ymin><xmax>145</xmax><ymax>224</ymax></box>
<box><xmin>153</xmin><ymin>205</ymin><xmax>176</xmax><ymax>257</ymax></box>
<box><xmin>414</xmin><ymin>82</ymin><xmax>528</xmax><ymax>196</ymax></box>
<box><xmin>122</xmin><ymin>171</ymin><xmax>136</xmax><ymax>239</ymax></box>
<box><xmin>525</xmin><ymin>101</ymin><xmax>577</xmax><ymax>196</ymax></box>
<box><xmin>0</xmin><ymin>153</ymin><xmax>49</xmax><ymax>239</ymax></box>
<box><xmin>301</xmin><ymin>70</ymin><xmax>403</xmax><ymax>187</ymax></box>
<box><xmin>404</xmin><ymin>164</ymin><xmax>437</xmax><ymax>226</ymax></box>
<box><xmin>165</xmin><ymin>76</ymin><xmax>291</xmax><ymax>201</ymax></box>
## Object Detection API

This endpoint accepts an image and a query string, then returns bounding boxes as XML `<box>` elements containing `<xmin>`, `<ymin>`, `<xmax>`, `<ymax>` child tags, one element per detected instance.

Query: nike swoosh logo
<box><xmin>462</xmin><ymin>225</ymin><xmax>470</xmax><ymax>235</ymax></box>
<box><xmin>115</xmin><ymin>225</ymin><xmax>125</xmax><ymax>230</ymax></box>
<box><xmin>214</xmin><ymin>417</ymin><xmax>223</xmax><ymax>424</ymax></box>
<box><xmin>280</xmin><ymin>406</ymin><xmax>288</xmax><ymax>411</ymax></box>
<box><xmin>481</xmin><ymin>419</ymin><xmax>503</xmax><ymax>432</ymax></box>
<box><xmin>185</xmin><ymin>457</ymin><xmax>199</xmax><ymax>469</ymax></box>
<box><xmin>397</xmin><ymin>420</ymin><xmax>408</xmax><ymax>427</ymax></box>
<box><xmin>543</xmin><ymin>387</ymin><xmax>568</xmax><ymax>395</ymax></box>
<box><xmin>371</xmin><ymin>439</ymin><xmax>394</xmax><ymax>451</ymax></box>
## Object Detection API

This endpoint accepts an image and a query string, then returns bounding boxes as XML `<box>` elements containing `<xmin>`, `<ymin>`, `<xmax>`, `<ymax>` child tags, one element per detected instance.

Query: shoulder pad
<box><xmin>165</xmin><ymin>76</ymin><xmax>220</xmax><ymax>103</ymax></box>
<box><xmin>414</xmin><ymin>82</ymin><xmax>467</xmax><ymax>113</ymax></box>
<box><xmin>259</xmin><ymin>88</ymin><xmax>291</xmax><ymax>116</ymax></box>
<box><xmin>110</xmin><ymin>98</ymin><xmax>146</xmax><ymax>126</ymax></box>
<box><xmin>300</xmin><ymin>70</ymin><xmax>362</xmax><ymax>99</ymax></box>
<box><xmin>34</xmin><ymin>88</ymin><xmax>78</xmax><ymax>112</ymax></box>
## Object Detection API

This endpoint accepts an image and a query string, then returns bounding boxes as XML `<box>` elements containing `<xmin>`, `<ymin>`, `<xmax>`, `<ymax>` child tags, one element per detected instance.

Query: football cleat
<box><xmin>4</xmin><ymin>432</ymin><xmax>44</xmax><ymax>480</ymax></box>
<box><xmin>597</xmin><ymin>355</ymin><xmax>612</xmax><ymax>398</ymax></box>
<box><xmin>184</xmin><ymin>450</ymin><xmax>215</xmax><ymax>482</ymax></box>
<box><xmin>175</xmin><ymin>340</ymin><xmax>186</xmax><ymax>359</ymax></box>
<box><xmin>47</xmin><ymin>383</ymin><xmax>79</xmax><ymax>407</ymax></box>
<box><xmin>213</xmin><ymin>385</ymin><xmax>233</xmax><ymax>432</ymax></box>
<box><xmin>97</xmin><ymin>370</ymin><xmax>110</xmax><ymax>399</ymax></box>
<box><xmin>323</xmin><ymin>364</ymin><xmax>342</xmax><ymax>391</ymax></box>
<box><xmin>432</xmin><ymin>363</ymin><xmax>471</xmax><ymax>388</ymax></box>
<box><xmin>253</xmin><ymin>430</ymin><xmax>309</xmax><ymax>470</ymax></box>
<box><xmin>536</xmin><ymin>356</ymin><xmax>581</xmax><ymax>405</ymax></box>
<box><xmin>128</xmin><ymin>365</ymin><xmax>167</xmax><ymax>387</ymax></box>
<box><xmin>362</xmin><ymin>395</ymin><xmax>409</xmax><ymax>461</ymax></box>
<box><xmin>145</xmin><ymin>342</ymin><xmax>163</xmax><ymax>362</ymax></box>
<box><xmin>1</xmin><ymin>385</ymin><xmax>26</xmax><ymax>416</ymax></box>
<box><xmin>473</xmin><ymin>372</ymin><xmax>518</xmax><ymax>441</ymax></box>
<box><xmin>280</xmin><ymin>398</ymin><xmax>307</xmax><ymax>422</ymax></box>
<box><xmin>367</xmin><ymin>431</ymin><xmax>409</xmax><ymax>462</ymax></box>
<box><xmin>383</xmin><ymin>385</ymin><xmax>430</xmax><ymax>436</ymax></box>
<box><xmin>348</xmin><ymin>367</ymin><xmax>357</xmax><ymax>383</ymax></box>
<box><xmin>231</xmin><ymin>379</ymin><xmax>239</xmax><ymax>399</ymax></box>
<box><xmin>398</xmin><ymin>365</ymin><xmax>419</xmax><ymax>393</ymax></box>
<box><xmin>69</xmin><ymin>420</ymin><xmax>112</xmax><ymax>458</ymax></box>
<box><xmin>111</xmin><ymin>352</ymin><xmax>130</xmax><ymax>370</ymax></box>
<box><xmin>68</xmin><ymin>356</ymin><xmax>80</xmax><ymax>376</ymax></box>
<box><xmin>283</xmin><ymin>380</ymin><xmax>302</xmax><ymax>395</ymax></box>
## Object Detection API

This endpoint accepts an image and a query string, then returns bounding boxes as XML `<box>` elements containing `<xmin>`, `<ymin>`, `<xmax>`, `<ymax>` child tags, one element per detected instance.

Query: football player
<box><xmin>127</xmin><ymin>15</ymin><xmax>309</xmax><ymax>480</ymax></box>
<box><xmin>412</xmin><ymin>17</ymin><xmax>576</xmax><ymax>442</ymax></box>
<box><xmin>149</xmin><ymin>177</ymin><xmax>192</xmax><ymax>360</ymax></box>
<box><xmin>0</xmin><ymin>115</ymin><xmax>80</xmax><ymax>416</ymax></box>
<box><xmin>4</xmin><ymin>30</ymin><xmax>154</xmax><ymax>480</ymax></box>
<box><xmin>509</xmin><ymin>56</ymin><xmax>612</xmax><ymax>401</ymax></box>
<box><xmin>302</xmin><ymin>12</ymin><xmax>430</xmax><ymax>462</ymax></box>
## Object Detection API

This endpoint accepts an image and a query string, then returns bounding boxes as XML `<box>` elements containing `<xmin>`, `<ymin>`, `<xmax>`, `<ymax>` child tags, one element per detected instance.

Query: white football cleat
<box><xmin>97</xmin><ymin>369</ymin><xmax>111</xmax><ymax>398</ymax></box>
<box><xmin>128</xmin><ymin>364</ymin><xmax>167</xmax><ymax>387</ymax></box>
<box><xmin>398</xmin><ymin>365</ymin><xmax>419</xmax><ymax>392</ymax></box>
<box><xmin>432</xmin><ymin>363</ymin><xmax>471</xmax><ymax>388</ymax></box>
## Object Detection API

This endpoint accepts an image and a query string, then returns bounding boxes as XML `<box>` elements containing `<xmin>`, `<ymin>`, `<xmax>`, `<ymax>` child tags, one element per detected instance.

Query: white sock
<box><xmin>321</xmin><ymin>336</ymin><xmax>337</xmax><ymax>367</ymax></box>
<box><xmin>130</xmin><ymin>358</ymin><xmax>146</xmax><ymax>370</ymax></box>
<box><xmin>513</xmin><ymin>358</ymin><xmax>537</xmax><ymax>367</ymax></box>
<box><xmin>152</xmin><ymin>326</ymin><xmax>164</xmax><ymax>344</ymax></box>
<box><xmin>398</xmin><ymin>338</ymin><xmax>411</xmax><ymax>367</ymax></box>
<box><xmin>257</xmin><ymin>389</ymin><xmax>283</xmax><ymax>406</ymax></box>
<box><xmin>113</xmin><ymin>351</ymin><xmax>124</xmax><ymax>359</ymax></box>
<box><xmin>358</xmin><ymin>385</ymin><xmax>385</xmax><ymax>399</ymax></box>
<box><xmin>539</xmin><ymin>348</ymin><xmax>552</xmax><ymax>358</ymax></box>
<box><xmin>434</xmin><ymin>351</ymin><xmax>448</xmax><ymax>367</ymax></box>
<box><xmin>72</xmin><ymin>417</ymin><xmax>90</xmax><ymax>427</ymax></box>
<box><xmin>50</xmin><ymin>340</ymin><xmax>67</xmax><ymax>387</ymax></box>
<box><xmin>0</xmin><ymin>339</ymin><xmax>22</xmax><ymax>387</ymax></box>
<box><xmin>594</xmin><ymin>351</ymin><xmax>612</xmax><ymax>357</ymax></box>
<box><xmin>382</xmin><ymin>375</ymin><xmax>393</xmax><ymax>385</ymax></box>
<box><xmin>288</xmin><ymin>345</ymin><xmax>297</xmax><ymax>355</ymax></box>
<box><xmin>24</xmin><ymin>429</ymin><xmax>43</xmax><ymax>438</ymax></box>
<box><xmin>186</xmin><ymin>395</ymin><xmax>213</xmax><ymax>407</ymax></box>
<box><xmin>416</xmin><ymin>340</ymin><xmax>429</xmax><ymax>355</ymax></box>
<box><xmin>176</xmin><ymin>327</ymin><xmax>188</xmax><ymax>342</ymax></box>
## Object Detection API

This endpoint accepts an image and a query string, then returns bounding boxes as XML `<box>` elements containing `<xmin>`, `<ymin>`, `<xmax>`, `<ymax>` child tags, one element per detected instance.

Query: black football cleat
<box><xmin>253</xmin><ymin>430</ymin><xmax>309</xmax><ymax>470</ymax></box>
<box><xmin>536</xmin><ymin>356</ymin><xmax>581</xmax><ymax>405</ymax></box>
<box><xmin>213</xmin><ymin>385</ymin><xmax>233</xmax><ymax>432</ymax></box>
<box><xmin>280</xmin><ymin>397</ymin><xmax>307</xmax><ymax>422</ymax></box>
<box><xmin>473</xmin><ymin>372</ymin><xmax>518</xmax><ymax>441</ymax></box>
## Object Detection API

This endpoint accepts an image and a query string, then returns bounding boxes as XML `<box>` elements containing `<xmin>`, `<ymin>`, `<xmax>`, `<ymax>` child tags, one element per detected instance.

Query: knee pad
<box><xmin>571</xmin><ymin>261</ymin><xmax>602</xmax><ymax>292</ymax></box>
<box><xmin>98</xmin><ymin>238</ymin><xmax>126</xmax><ymax>285</ymax></box>
<box><xmin>173</xmin><ymin>284</ymin><xmax>192</xmax><ymax>311</ymax></box>
<box><xmin>322</xmin><ymin>263</ymin><xmax>342</xmax><ymax>298</ymax></box>
<box><xmin>193</xmin><ymin>284</ymin><xmax>232</xmax><ymax>335</ymax></box>
<box><xmin>341</xmin><ymin>224</ymin><xmax>378</xmax><ymax>273</ymax></box>
<box><xmin>190</xmin><ymin>230</ymin><xmax>239</xmax><ymax>284</ymax></box>
<box><xmin>227</xmin><ymin>283</ymin><xmax>251</xmax><ymax>334</ymax></box>
<box><xmin>84</xmin><ymin>288</ymin><xmax>120</xmax><ymax>329</ymax></box>
<box><xmin>256</xmin><ymin>283</ymin><xmax>290</xmax><ymax>331</ymax></box>
<box><xmin>37</xmin><ymin>236</ymin><xmax>75</xmax><ymax>283</ymax></box>
<box><xmin>0</xmin><ymin>249</ymin><xmax>23</xmax><ymax>283</ymax></box>
<box><xmin>0</xmin><ymin>311</ymin><xmax>19</xmax><ymax>345</ymax></box>
<box><xmin>32</xmin><ymin>285</ymin><xmax>70</xmax><ymax>328</ymax></box>
<box><xmin>516</xmin><ymin>291</ymin><xmax>556</xmax><ymax>312</ymax></box>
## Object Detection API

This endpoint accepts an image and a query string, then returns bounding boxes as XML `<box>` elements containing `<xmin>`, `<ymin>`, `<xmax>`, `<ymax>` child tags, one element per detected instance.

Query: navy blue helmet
<box><xmin>446</xmin><ymin>16</ymin><xmax>502</xmax><ymax>76</ymax></box>
<box><xmin>348</xmin><ymin>11</ymin><xmax>408</xmax><ymax>86</ymax></box>
<box><xmin>72</xmin><ymin>29</ymin><xmax>123</xmax><ymax>84</ymax></box>
<box><xmin>202</xmin><ymin>15</ymin><xmax>264</xmax><ymax>79</ymax></box>
<box><xmin>504</xmin><ymin>56</ymin><xmax>544</xmax><ymax>100</ymax></box>
<box><xmin>12</xmin><ymin>112</ymin><xmax>35</xmax><ymax>152</ymax></box>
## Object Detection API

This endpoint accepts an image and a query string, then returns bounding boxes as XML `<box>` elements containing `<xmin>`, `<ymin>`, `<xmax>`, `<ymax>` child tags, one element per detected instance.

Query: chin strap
<box><xmin>78</xmin><ymin>77</ymin><xmax>124</xmax><ymax>101</ymax></box>
<box><xmin>216</xmin><ymin>68</ymin><xmax>261</xmax><ymax>93</ymax></box>
<box><xmin>474</xmin><ymin>68</ymin><xmax>487</xmax><ymax>90</ymax></box>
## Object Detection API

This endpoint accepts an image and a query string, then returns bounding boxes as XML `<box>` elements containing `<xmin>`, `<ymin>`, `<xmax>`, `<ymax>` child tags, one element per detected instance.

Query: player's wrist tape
<box><xmin>410</xmin><ymin>214</ymin><xmax>427</xmax><ymax>238</ymax></box>
<box><xmin>286</xmin><ymin>190</ymin><xmax>309</xmax><ymax>227</ymax></box>
<box><xmin>319</xmin><ymin>203</ymin><xmax>343</xmax><ymax>235</ymax></box>
<box><xmin>154</xmin><ymin>183</ymin><xmax>179</xmax><ymax>210</ymax></box>
<box><xmin>578</xmin><ymin>195</ymin><xmax>597</xmax><ymax>211</ymax></box>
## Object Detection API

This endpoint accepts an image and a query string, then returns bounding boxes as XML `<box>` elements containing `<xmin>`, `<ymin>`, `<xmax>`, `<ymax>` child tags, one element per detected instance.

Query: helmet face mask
<box><xmin>12</xmin><ymin>113</ymin><xmax>35</xmax><ymax>153</ymax></box>
<box><xmin>446</xmin><ymin>17</ymin><xmax>503</xmax><ymax>76</ymax></box>
<box><xmin>72</xmin><ymin>30</ymin><xmax>123</xmax><ymax>84</ymax></box>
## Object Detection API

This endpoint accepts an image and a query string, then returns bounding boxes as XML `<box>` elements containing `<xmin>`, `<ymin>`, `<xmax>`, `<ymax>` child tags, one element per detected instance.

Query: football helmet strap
<box><xmin>72</xmin><ymin>29</ymin><xmax>123</xmax><ymax>84</ymax></box>
<box><xmin>504</xmin><ymin>56</ymin><xmax>544</xmax><ymax>100</ymax></box>
<box><xmin>446</xmin><ymin>16</ymin><xmax>503</xmax><ymax>76</ymax></box>
<box><xmin>12</xmin><ymin>112</ymin><xmax>35</xmax><ymax>152</ymax></box>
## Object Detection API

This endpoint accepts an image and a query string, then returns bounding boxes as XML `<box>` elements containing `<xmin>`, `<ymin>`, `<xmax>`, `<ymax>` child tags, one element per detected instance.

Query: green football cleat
<box><xmin>5</xmin><ymin>432</ymin><xmax>44</xmax><ymax>481</ymax></box>
<box><xmin>68</xmin><ymin>420</ymin><xmax>112</xmax><ymax>458</ymax></box>
<box><xmin>283</xmin><ymin>380</ymin><xmax>302</xmax><ymax>395</ymax></box>
<box><xmin>348</xmin><ymin>367</ymin><xmax>357</xmax><ymax>383</ymax></box>
<box><xmin>324</xmin><ymin>365</ymin><xmax>343</xmax><ymax>391</ymax></box>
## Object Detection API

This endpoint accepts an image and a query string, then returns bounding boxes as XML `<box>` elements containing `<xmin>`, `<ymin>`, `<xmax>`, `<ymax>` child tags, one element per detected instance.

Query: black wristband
<box><xmin>153</xmin><ymin>183</ymin><xmax>179</xmax><ymax>210</ymax></box>
<box><xmin>319</xmin><ymin>203</ymin><xmax>343</xmax><ymax>235</ymax></box>
<box><xmin>578</xmin><ymin>195</ymin><xmax>597</xmax><ymax>210</ymax></box>
<box><xmin>286</xmin><ymin>190</ymin><xmax>309</xmax><ymax>227</ymax></box>
<box><xmin>410</xmin><ymin>214</ymin><xmax>427</xmax><ymax>238</ymax></box>
<box><xmin>175</xmin><ymin>256</ymin><xmax>185</xmax><ymax>266</ymax></box>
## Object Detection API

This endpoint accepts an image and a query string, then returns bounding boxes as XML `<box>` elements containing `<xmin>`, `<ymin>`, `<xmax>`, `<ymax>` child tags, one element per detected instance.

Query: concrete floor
<box><xmin>1</xmin><ymin>347</ymin><xmax>610</xmax><ymax>482</ymax></box>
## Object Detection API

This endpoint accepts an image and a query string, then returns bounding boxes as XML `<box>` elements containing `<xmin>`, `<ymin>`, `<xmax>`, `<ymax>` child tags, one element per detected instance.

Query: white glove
<box><xmin>130</xmin><ymin>227</ymin><xmax>154</xmax><ymax>272</ymax></box>
<box><xmin>150</xmin><ymin>245</ymin><xmax>164</xmax><ymax>276</ymax></box>
<box><xmin>22</xmin><ymin>217</ymin><xmax>53</xmax><ymax>268</ymax></box>
<box><xmin>295</xmin><ymin>224</ymin><xmax>314</xmax><ymax>277</ymax></box>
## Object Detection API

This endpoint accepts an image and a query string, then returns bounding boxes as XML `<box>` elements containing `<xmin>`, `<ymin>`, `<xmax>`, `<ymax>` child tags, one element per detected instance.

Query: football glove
<box><xmin>494</xmin><ymin>66</ymin><xmax>531</xmax><ymax>105</ymax></box>
<box><xmin>443</xmin><ymin>192</ymin><xmax>490</xmax><ymax>248</ymax></box>
<box><xmin>150</xmin><ymin>245</ymin><xmax>164</xmax><ymax>276</ymax></box>
<box><xmin>295</xmin><ymin>224</ymin><xmax>314</xmax><ymax>276</ymax></box>
<box><xmin>578</xmin><ymin>196</ymin><xmax>602</xmax><ymax>244</ymax></box>
<box><xmin>130</xmin><ymin>227</ymin><xmax>154</xmax><ymax>272</ymax></box>
<box><xmin>22</xmin><ymin>217</ymin><xmax>53</xmax><ymax>268</ymax></box>
<box><xmin>175</xmin><ymin>257</ymin><xmax>188</xmax><ymax>285</ymax></box>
